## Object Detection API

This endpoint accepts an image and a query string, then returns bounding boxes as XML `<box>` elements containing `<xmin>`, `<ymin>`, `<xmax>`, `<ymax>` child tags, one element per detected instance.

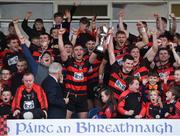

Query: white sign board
<box><xmin>7</xmin><ymin>119</ymin><xmax>180</xmax><ymax>136</ymax></box>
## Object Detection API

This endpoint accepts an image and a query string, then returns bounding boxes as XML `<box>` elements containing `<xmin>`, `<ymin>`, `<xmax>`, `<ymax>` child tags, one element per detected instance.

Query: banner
<box><xmin>7</xmin><ymin>119</ymin><xmax>180</xmax><ymax>136</ymax></box>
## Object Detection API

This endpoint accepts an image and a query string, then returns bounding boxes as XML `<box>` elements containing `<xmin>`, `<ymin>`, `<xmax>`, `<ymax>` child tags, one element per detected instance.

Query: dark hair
<box><xmin>86</xmin><ymin>35</ymin><xmax>96</xmax><ymax>43</ymax></box>
<box><xmin>40</xmin><ymin>33</ymin><xmax>51</xmax><ymax>40</ymax></box>
<box><xmin>8</xmin><ymin>22</ymin><xmax>14</xmax><ymax>28</ymax></box>
<box><xmin>125</xmin><ymin>76</ymin><xmax>139</xmax><ymax>86</ymax></box>
<box><xmin>34</xmin><ymin>18</ymin><xmax>43</xmax><ymax>24</ymax></box>
<box><xmin>123</xmin><ymin>54</ymin><xmax>134</xmax><ymax>62</ymax></box>
<box><xmin>175</xmin><ymin>67</ymin><xmax>180</xmax><ymax>72</ymax></box>
<box><xmin>161</xmin><ymin>17</ymin><xmax>167</xmax><ymax>24</ymax></box>
<box><xmin>33</xmin><ymin>18</ymin><xmax>45</xmax><ymax>32</ymax></box>
<box><xmin>148</xmin><ymin>70</ymin><xmax>159</xmax><ymax>77</ymax></box>
<box><xmin>73</xmin><ymin>44</ymin><xmax>83</xmax><ymax>49</ymax></box>
<box><xmin>31</xmin><ymin>35</ymin><xmax>40</xmax><ymax>40</ymax></box>
<box><xmin>116</xmin><ymin>30</ymin><xmax>126</xmax><ymax>37</ymax></box>
<box><xmin>159</xmin><ymin>33</ymin><xmax>168</xmax><ymax>39</ymax></box>
<box><xmin>169</xmin><ymin>85</ymin><xmax>180</xmax><ymax>99</ymax></box>
<box><xmin>54</xmin><ymin>12</ymin><xmax>64</xmax><ymax>18</ymax></box>
<box><xmin>159</xmin><ymin>32</ymin><xmax>173</xmax><ymax>41</ymax></box>
<box><xmin>6</xmin><ymin>34</ymin><xmax>19</xmax><ymax>44</ymax></box>
<box><xmin>100</xmin><ymin>87</ymin><xmax>117</xmax><ymax>113</ymax></box>
<box><xmin>158</xmin><ymin>47</ymin><xmax>170</xmax><ymax>56</ymax></box>
<box><xmin>80</xmin><ymin>17</ymin><xmax>90</xmax><ymax>27</ymax></box>
<box><xmin>1</xmin><ymin>67</ymin><xmax>12</xmax><ymax>74</ymax></box>
<box><xmin>17</xmin><ymin>57</ymin><xmax>27</xmax><ymax>63</ymax></box>
<box><xmin>50</xmin><ymin>27</ymin><xmax>58</xmax><ymax>35</ymax></box>
<box><xmin>3</xmin><ymin>84</ymin><xmax>11</xmax><ymax>93</ymax></box>
<box><xmin>101</xmin><ymin>87</ymin><xmax>114</xmax><ymax>100</ymax></box>
<box><xmin>174</xmin><ymin>33</ymin><xmax>180</xmax><ymax>40</ymax></box>
<box><xmin>128</xmin><ymin>45</ymin><xmax>139</xmax><ymax>53</ymax></box>
<box><xmin>64</xmin><ymin>41</ymin><xmax>73</xmax><ymax>46</ymax></box>
<box><xmin>142</xmin><ymin>21</ymin><xmax>147</xmax><ymax>27</ymax></box>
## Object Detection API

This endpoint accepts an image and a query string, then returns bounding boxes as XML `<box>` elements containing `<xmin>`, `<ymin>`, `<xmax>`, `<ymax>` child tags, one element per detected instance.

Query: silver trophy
<box><xmin>96</xmin><ymin>25</ymin><xmax>108</xmax><ymax>53</ymax></box>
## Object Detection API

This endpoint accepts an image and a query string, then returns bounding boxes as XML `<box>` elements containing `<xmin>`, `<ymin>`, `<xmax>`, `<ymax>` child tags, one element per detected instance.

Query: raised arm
<box><xmin>70</xmin><ymin>0</ymin><xmax>77</xmax><ymax>20</ymax></box>
<box><xmin>13</xmin><ymin>16</ymin><xmax>38</xmax><ymax>75</ymax></box>
<box><xmin>118</xmin><ymin>9</ymin><xmax>129</xmax><ymax>38</ymax></box>
<box><xmin>108</xmin><ymin>34</ymin><xmax>116</xmax><ymax>65</ymax></box>
<box><xmin>64</xmin><ymin>9</ymin><xmax>71</xmax><ymax>23</ymax></box>
<box><xmin>98</xmin><ymin>58</ymin><xmax>107</xmax><ymax>84</ymax></box>
<box><xmin>170</xmin><ymin>43</ymin><xmax>180</xmax><ymax>67</ymax></box>
<box><xmin>21</xmin><ymin>11</ymin><xmax>33</xmax><ymax>37</ymax></box>
<box><xmin>91</xmin><ymin>15</ymin><xmax>97</xmax><ymax>37</ymax></box>
<box><xmin>136</xmin><ymin>21</ymin><xmax>149</xmax><ymax>49</ymax></box>
<box><xmin>143</xmin><ymin>29</ymin><xmax>158</xmax><ymax>62</ymax></box>
<box><xmin>58</xmin><ymin>28</ymin><xmax>69</xmax><ymax>62</ymax></box>
<box><xmin>19</xmin><ymin>37</ymin><xmax>38</xmax><ymax>75</ymax></box>
<box><xmin>154</xmin><ymin>13</ymin><xmax>164</xmax><ymax>36</ymax></box>
<box><xmin>169</xmin><ymin>13</ymin><xmax>177</xmax><ymax>35</ymax></box>
<box><xmin>12</xmin><ymin>17</ymin><xmax>31</xmax><ymax>47</ymax></box>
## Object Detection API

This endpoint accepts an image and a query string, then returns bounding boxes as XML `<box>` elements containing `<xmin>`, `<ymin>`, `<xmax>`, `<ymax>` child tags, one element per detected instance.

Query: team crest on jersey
<box><xmin>23</xmin><ymin>100</ymin><xmax>35</xmax><ymax>110</ymax></box>
<box><xmin>115</xmin><ymin>80</ymin><xmax>126</xmax><ymax>91</ymax></box>
<box><xmin>74</xmin><ymin>72</ymin><xmax>84</xmax><ymax>80</ymax></box>
<box><xmin>8</xmin><ymin>56</ymin><xmax>18</xmax><ymax>66</ymax></box>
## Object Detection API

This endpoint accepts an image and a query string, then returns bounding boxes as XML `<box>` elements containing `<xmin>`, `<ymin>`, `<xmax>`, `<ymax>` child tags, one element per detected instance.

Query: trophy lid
<box><xmin>100</xmin><ymin>25</ymin><xmax>108</xmax><ymax>36</ymax></box>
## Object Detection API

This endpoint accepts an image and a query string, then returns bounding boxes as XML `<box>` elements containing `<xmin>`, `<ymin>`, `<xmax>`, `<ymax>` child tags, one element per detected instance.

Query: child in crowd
<box><xmin>0</xmin><ymin>85</ymin><xmax>13</xmax><ymax>118</ymax></box>
<box><xmin>141</xmin><ymin>71</ymin><xmax>163</xmax><ymax>102</ymax></box>
<box><xmin>145</xmin><ymin>90</ymin><xmax>163</xmax><ymax>118</ymax></box>
<box><xmin>117</xmin><ymin>77</ymin><xmax>146</xmax><ymax>118</ymax></box>
<box><xmin>162</xmin><ymin>85</ymin><xmax>180</xmax><ymax>119</ymax></box>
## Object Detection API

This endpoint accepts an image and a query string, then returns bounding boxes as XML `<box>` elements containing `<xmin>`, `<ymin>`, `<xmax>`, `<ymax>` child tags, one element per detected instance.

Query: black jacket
<box><xmin>42</xmin><ymin>75</ymin><xmax>66</xmax><ymax>118</ymax></box>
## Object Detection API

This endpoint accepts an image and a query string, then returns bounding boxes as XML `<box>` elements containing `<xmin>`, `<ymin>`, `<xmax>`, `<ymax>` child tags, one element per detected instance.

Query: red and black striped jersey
<box><xmin>155</xmin><ymin>62</ymin><xmax>174</xmax><ymax>83</ymax></box>
<box><xmin>84</xmin><ymin>53</ymin><xmax>102</xmax><ymax>84</ymax></box>
<box><xmin>114</xmin><ymin>46</ymin><xmax>129</xmax><ymax>66</ymax></box>
<box><xmin>87</xmin><ymin>58</ymin><xmax>102</xmax><ymax>83</ymax></box>
<box><xmin>104</xmin><ymin>46</ymin><xmax>129</xmax><ymax>66</ymax></box>
<box><xmin>64</xmin><ymin>58</ymin><xmax>90</xmax><ymax>95</ymax></box>
<box><xmin>108</xmin><ymin>61</ymin><xmax>133</xmax><ymax>99</ymax></box>
<box><xmin>133</xmin><ymin>58</ymin><xmax>151</xmax><ymax>81</ymax></box>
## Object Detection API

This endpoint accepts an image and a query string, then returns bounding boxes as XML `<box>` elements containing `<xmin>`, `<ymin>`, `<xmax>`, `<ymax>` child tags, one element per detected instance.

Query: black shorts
<box><xmin>67</xmin><ymin>94</ymin><xmax>88</xmax><ymax>113</ymax></box>
<box><xmin>87</xmin><ymin>82</ymin><xmax>98</xmax><ymax>100</ymax></box>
